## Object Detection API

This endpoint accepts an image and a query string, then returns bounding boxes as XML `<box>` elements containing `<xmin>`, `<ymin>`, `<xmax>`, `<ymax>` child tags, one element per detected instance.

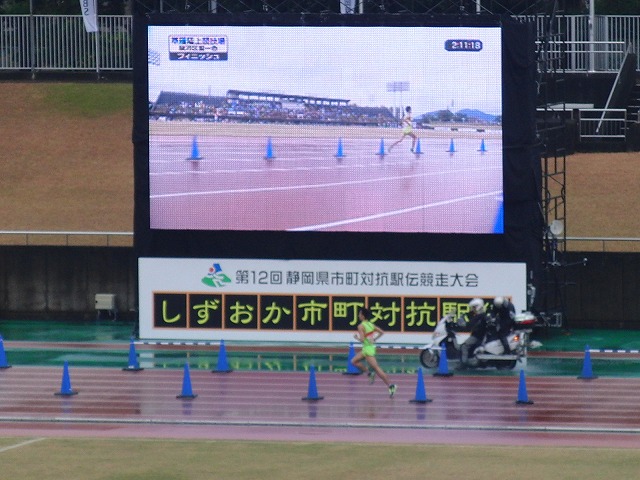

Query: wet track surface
<box><xmin>2</xmin><ymin>320</ymin><xmax>640</xmax><ymax>446</ymax></box>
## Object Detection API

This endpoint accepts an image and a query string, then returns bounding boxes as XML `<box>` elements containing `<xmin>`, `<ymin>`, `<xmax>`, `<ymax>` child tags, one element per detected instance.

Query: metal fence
<box><xmin>576</xmin><ymin>108</ymin><xmax>628</xmax><ymax>139</ymax></box>
<box><xmin>0</xmin><ymin>14</ymin><xmax>639</xmax><ymax>73</ymax></box>
<box><xmin>0</xmin><ymin>15</ymin><xmax>131</xmax><ymax>73</ymax></box>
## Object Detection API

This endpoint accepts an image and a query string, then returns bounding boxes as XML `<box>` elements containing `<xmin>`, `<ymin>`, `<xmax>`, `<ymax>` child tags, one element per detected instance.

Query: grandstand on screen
<box><xmin>149</xmin><ymin>89</ymin><xmax>397</xmax><ymax>127</ymax></box>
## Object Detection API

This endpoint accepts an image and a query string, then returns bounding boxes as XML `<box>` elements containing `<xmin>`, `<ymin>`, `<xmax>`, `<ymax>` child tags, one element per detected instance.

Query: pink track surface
<box><xmin>149</xmin><ymin>135</ymin><xmax>502</xmax><ymax>232</ymax></box>
<box><xmin>1</xmin><ymin>367</ymin><xmax>639</xmax><ymax>447</ymax></box>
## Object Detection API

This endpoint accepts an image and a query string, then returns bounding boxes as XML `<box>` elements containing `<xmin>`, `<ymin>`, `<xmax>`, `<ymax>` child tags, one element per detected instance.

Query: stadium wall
<box><xmin>1</xmin><ymin>246</ymin><xmax>639</xmax><ymax>330</ymax></box>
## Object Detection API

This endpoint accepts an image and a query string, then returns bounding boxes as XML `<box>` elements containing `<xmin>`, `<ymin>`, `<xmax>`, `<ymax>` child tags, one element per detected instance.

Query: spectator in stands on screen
<box><xmin>388</xmin><ymin>106</ymin><xmax>418</xmax><ymax>153</ymax></box>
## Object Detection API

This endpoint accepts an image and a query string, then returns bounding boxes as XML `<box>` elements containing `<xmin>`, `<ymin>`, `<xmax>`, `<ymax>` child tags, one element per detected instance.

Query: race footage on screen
<box><xmin>147</xmin><ymin>24</ymin><xmax>503</xmax><ymax>234</ymax></box>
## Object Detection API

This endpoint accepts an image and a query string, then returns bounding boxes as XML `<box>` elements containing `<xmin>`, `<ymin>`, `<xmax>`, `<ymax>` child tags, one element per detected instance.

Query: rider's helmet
<box><xmin>493</xmin><ymin>296</ymin><xmax>505</xmax><ymax>308</ymax></box>
<box><xmin>468</xmin><ymin>298</ymin><xmax>485</xmax><ymax>315</ymax></box>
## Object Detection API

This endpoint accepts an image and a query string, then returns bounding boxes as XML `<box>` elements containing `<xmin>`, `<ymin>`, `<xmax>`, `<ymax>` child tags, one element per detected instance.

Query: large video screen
<box><xmin>146</xmin><ymin>21</ymin><xmax>503</xmax><ymax>234</ymax></box>
<box><xmin>134</xmin><ymin>14</ymin><xmax>540</xmax><ymax>264</ymax></box>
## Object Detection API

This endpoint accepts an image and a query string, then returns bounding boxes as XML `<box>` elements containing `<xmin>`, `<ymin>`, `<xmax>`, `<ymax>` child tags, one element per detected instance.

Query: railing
<box><xmin>0</xmin><ymin>15</ymin><xmax>131</xmax><ymax>73</ymax></box>
<box><xmin>576</xmin><ymin>108</ymin><xmax>628</xmax><ymax>139</ymax></box>
<box><xmin>0</xmin><ymin>14</ymin><xmax>639</xmax><ymax>73</ymax></box>
<box><xmin>566</xmin><ymin>237</ymin><xmax>640</xmax><ymax>253</ymax></box>
<box><xmin>1</xmin><ymin>231</ymin><xmax>639</xmax><ymax>252</ymax></box>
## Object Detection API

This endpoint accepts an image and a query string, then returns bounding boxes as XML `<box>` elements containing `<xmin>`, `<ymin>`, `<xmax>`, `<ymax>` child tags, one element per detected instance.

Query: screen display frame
<box><xmin>133</xmin><ymin>13</ymin><xmax>535</xmax><ymax>264</ymax></box>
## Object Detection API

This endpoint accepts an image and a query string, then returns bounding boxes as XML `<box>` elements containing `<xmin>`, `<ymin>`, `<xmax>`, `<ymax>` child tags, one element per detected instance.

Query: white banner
<box><xmin>79</xmin><ymin>0</ymin><xmax>98</xmax><ymax>33</ymax></box>
<box><xmin>138</xmin><ymin>257</ymin><xmax>527</xmax><ymax>344</ymax></box>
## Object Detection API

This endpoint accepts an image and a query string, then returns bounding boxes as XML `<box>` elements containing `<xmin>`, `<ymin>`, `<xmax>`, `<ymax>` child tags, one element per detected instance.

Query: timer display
<box><xmin>445</xmin><ymin>39</ymin><xmax>483</xmax><ymax>52</ymax></box>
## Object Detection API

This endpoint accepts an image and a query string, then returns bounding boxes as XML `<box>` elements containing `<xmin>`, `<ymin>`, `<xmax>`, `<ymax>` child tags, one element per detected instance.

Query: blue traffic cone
<box><xmin>177</xmin><ymin>363</ymin><xmax>197</xmax><ymax>399</ymax></box>
<box><xmin>187</xmin><ymin>136</ymin><xmax>202</xmax><ymax>160</ymax></box>
<box><xmin>264</xmin><ymin>137</ymin><xmax>275</xmax><ymax>160</ymax></box>
<box><xmin>578</xmin><ymin>345</ymin><xmax>597</xmax><ymax>379</ymax></box>
<box><xmin>212</xmin><ymin>339</ymin><xmax>232</xmax><ymax>373</ymax></box>
<box><xmin>0</xmin><ymin>335</ymin><xmax>11</xmax><ymax>369</ymax></box>
<box><xmin>376</xmin><ymin>138</ymin><xmax>386</xmax><ymax>156</ymax></box>
<box><xmin>302</xmin><ymin>365</ymin><xmax>323</xmax><ymax>401</ymax></box>
<box><xmin>123</xmin><ymin>338</ymin><xmax>143</xmax><ymax>371</ymax></box>
<box><xmin>516</xmin><ymin>369</ymin><xmax>534</xmax><ymax>404</ymax></box>
<box><xmin>478</xmin><ymin>138</ymin><xmax>487</xmax><ymax>153</ymax></box>
<box><xmin>55</xmin><ymin>361</ymin><xmax>78</xmax><ymax>396</ymax></box>
<box><xmin>433</xmin><ymin>344</ymin><xmax>453</xmax><ymax>377</ymax></box>
<box><xmin>343</xmin><ymin>343</ymin><xmax>361</xmax><ymax>375</ymax></box>
<box><xmin>335</xmin><ymin>138</ymin><xmax>346</xmax><ymax>158</ymax></box>
<box><xmin>413</xmin><ymin>138</ymin><xmax>423</xmax><ymax>155</ymax></box>
<box><xmin>448</xmin><ymin>139</ymin><xmax>456</xmax><ymax>153</ymax></box>
<box><xmin>410</xmin><ymin>368</ymin><xmax>433</xmax><ymax>403</ymax></box>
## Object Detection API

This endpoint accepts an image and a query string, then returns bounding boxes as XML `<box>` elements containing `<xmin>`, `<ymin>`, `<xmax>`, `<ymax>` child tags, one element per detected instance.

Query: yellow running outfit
<box><xmin>361</xmin><ymin>320</ymin><xmax>377</xmax><ymax>357</ymax></box>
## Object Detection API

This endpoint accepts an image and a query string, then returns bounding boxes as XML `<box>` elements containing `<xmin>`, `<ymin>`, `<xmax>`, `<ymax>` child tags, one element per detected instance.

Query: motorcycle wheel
<box><xmin>419</xmin><ymin>349</ymin><xmax>439</xmax><ymax>369</ymax></box>
<box><xmin>496</xmin><ymin>360</ymin><xmax>517</xmax><ymax>370</ymax></box>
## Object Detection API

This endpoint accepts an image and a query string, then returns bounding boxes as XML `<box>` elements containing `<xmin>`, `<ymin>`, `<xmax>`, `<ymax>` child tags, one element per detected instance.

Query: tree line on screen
<box><xmin>1</xmin><ymin>0</ymin><xmax>638</xmax><ymax>16</ymax></box>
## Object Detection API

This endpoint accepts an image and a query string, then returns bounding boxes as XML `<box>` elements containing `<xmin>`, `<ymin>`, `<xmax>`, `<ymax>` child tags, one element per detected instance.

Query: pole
<box><xmin>29</xmin><ymin>0</ymin><xmax>35</xmax><ymax>79</ymax></box>
<box><xmin>588</xmin><ymin>0</ymin><xmax>595</xmax><ymax>72</ymax></box>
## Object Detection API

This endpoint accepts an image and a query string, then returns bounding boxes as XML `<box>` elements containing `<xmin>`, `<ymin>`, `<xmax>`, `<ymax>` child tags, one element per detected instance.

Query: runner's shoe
<box><xmin>368</xmin><ymin>371</ymin><xmax>376</xmax><ymax>384</ymax></box>
<box><xmin>388</xmin><ymin>384</ymin><xmax>397</xmax><ymax>398</ymax></box>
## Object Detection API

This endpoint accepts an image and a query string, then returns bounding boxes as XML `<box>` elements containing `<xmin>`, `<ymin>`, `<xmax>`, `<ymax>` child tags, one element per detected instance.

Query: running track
<box><xmin>1</xmin><ymin>365</ymin><xmax>639</xmax><ymax>447</ymax></box>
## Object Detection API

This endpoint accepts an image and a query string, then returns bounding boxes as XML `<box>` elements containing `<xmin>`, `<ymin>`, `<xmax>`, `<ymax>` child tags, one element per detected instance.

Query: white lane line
<box><xmin>288</xmin><ymin>191</ymin><xmax>502</xmax><ymax>231</ymax></box>
<box><xmin>150</xmin><ymin>166</ymin><xmax>499</xmax><ymax>199</ymax></box>
<box><xmin>0</xmin><ymin>437</ymin><xmax>46</xmax><ymax>454</ymax></box>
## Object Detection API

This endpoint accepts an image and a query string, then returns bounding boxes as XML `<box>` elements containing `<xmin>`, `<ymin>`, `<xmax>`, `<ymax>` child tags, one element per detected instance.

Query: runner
<box><xmin>350</xmin><ymin>307</ymin><xmax>397</xmax><ymax>397</ymax></box>
<box><xmin>388</xmin><ymin>106</ymin><xmax>418</xmax><ymax>153</ymax></box>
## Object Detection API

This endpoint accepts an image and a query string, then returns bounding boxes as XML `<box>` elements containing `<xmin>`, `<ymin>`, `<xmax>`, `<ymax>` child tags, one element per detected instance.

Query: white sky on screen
<box><xmin>148</xmin><ymin>25</ymin><xmax>502</xmax><ymax>117</ymax></box>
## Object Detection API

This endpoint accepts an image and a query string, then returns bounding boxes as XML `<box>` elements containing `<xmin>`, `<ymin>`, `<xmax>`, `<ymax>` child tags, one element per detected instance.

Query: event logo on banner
<box><xmin>79</xmin><ymin>0</ymin><xmax>98</xmax><ymax>33</ymax></box>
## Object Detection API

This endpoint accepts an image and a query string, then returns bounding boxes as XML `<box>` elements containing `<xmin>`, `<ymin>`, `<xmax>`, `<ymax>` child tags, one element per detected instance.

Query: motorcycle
<box><xmin>419</xmin><ymin>311</ymin><xmax>537</xmax><ymax>370</ymax></box>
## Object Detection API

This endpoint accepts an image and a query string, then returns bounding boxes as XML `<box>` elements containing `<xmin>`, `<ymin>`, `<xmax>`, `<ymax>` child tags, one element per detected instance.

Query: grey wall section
<box><xmin>1</xmin><ymin>247</ymin><xmax>639</xmax><ymax>330</ymax></box>
<box><xmin>0</xmin><ymin>246</ymin><xmax>137</xmax><ymax>320</ymax></box>
<box><xmin>564</xmin><ymin>252</ymin><xmax>640</xmax><ymax>330</ymax></box>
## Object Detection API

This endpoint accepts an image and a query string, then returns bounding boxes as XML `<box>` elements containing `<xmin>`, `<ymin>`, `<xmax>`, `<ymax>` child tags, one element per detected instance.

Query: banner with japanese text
<box><xmin>138</xmin><ymin>258</ymin><xmax>527</xmax><ymax>344</ymax></box>
<box><xmin>79</xmin><ymin>0</ymin><xmax>98</xmax><ymax>33</ymax></box>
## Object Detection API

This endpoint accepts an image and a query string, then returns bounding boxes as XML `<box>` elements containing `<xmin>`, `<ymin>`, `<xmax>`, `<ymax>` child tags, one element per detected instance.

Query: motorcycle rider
<box><xmin>492</xmin><ymin>296</ymin><xmax>516</xmax><ymax>355</ymax></box>
<box><xmin>458</xmin><ymin>298</ymin><xmax>488</xmax><ymax>369</ymax></box>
